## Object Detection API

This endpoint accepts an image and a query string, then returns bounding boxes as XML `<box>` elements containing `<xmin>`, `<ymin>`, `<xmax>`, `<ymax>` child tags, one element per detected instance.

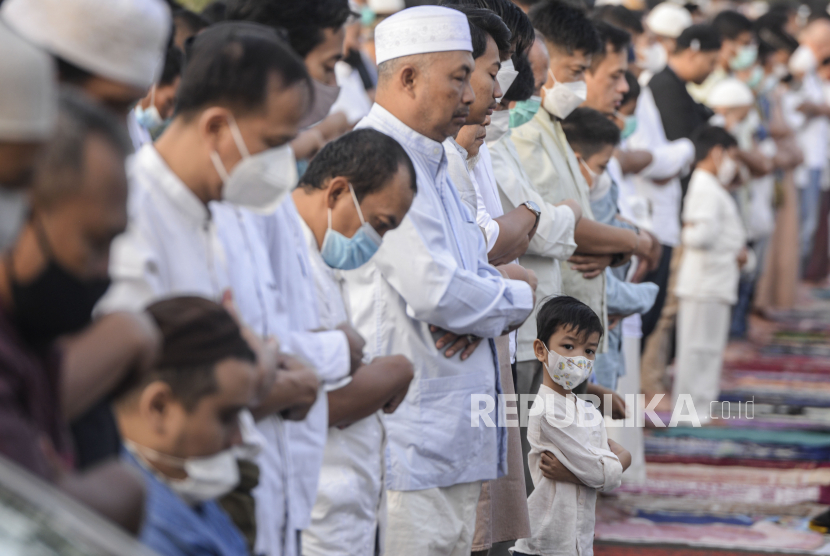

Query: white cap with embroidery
<box><xmin>374</xmin><ymin>5</ymin><xmax>472</xmax><ymax>65</ymax></box>
<box><xmin>0</xmin><ymin>20</ymin><xmax>56</xmax><ymax>141</ymax></box>
<box><xmin>646</xmin><ymin>3</ymin><xmax>693</xmax><ymax>39</ymax></box>
<box><xmin>1</xmin><ymin>0</ymin><xmax>171</xmax><ymax>89</ymax></box>
<box><xmin>707</xmin><ymin>78</ymin><xmax>754</xmax><ymax>108</ymax></box>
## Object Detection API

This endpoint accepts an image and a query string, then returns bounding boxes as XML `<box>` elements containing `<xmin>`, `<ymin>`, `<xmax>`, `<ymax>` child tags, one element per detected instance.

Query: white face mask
<box><xmin>210</xmin><ymin>116</ymin><xmax>297</xmax><ymax>215</ymax></box>
<box><xmin>125</xmin><ymin>440</ymin><xmax>241</xmax><ymax>505</ymax></box>
<box><xmin>542</xmin><ymin>70</ymin><xmax>587</xmax><ymax>120</ymax></box>
<box><xmin>486</xmin><ymin>109</ymin><xmax>511</xmax><ymax>143</ymax></box>
<box><xmin>789</xmin><ymin>45</ymin><xmax>817</xmax><ymax>75</ymax></box>
<box><xmin>495</xmin><ymin>58</ymin><xmax>519</xmax><ymax>103</ymax></box>
<box><xmin>299</xmin><ymin>79</ymin><xmax>342</xmax><ymax>129</ymax></box>
<box><xmin>543</xmin><ymin>345</ymin><xmax>594</xmax><ymax>389</ymax></box>
<box><xmin>716</xmin><ymin>150</ymin><xmax>738</xmax><ymax>186</ymax></box>
<box><xmin>639</xmin><ymin>42</ymin><xmax>667</xmax><ymax>74</ymax></box>
<box><xmin>590</xmin><ymin>170</ymin><xmax>613</xmax><ymax>202</ymax></box>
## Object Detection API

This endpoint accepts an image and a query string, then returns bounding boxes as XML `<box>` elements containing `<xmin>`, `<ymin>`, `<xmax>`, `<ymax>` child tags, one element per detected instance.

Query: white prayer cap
<box><xmin>368</xmin><ymin>0</ymin><xmax>406</xmax><ymax>15</ymax></box>
<box><xmin>1</xmin><ymin>0</ymin><xmax>171</xmax><ymax>90</ymax></box>
<box><xmin>646</xmin><ymin>3</ymin><xmax>693</xmax><ymax>39</ymax></box>
<box><xmin>374</xmin><ymin>6</ymin><xmax>472</xmax><ymax>65</ymax></box>
<box><xmin>707</xmin><ymin>78</ymin><xmax>754</xmax><ymax>108</ymax></box>
<box><xmin>0</xmin><ymin>21</ymin><xmax>56</xmax><ymax>141</ymax></box>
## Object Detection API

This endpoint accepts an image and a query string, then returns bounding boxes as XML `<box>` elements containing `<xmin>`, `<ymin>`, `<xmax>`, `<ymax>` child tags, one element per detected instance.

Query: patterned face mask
<box><xmin>543</xmin><ymin>344</ymin><xmax>594</xmax><ymax>389</ymax></box>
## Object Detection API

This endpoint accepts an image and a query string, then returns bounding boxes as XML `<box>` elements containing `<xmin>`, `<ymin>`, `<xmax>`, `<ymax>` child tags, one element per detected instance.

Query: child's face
<box><xmin>576</xmin><ymin>144</ymin><xmax>615</xmax><ymax>189</ymax></box>
<box><xmin>534</xmin><ymin>324</ymin><xmax>601</xmax><ymax>365</ymax></box>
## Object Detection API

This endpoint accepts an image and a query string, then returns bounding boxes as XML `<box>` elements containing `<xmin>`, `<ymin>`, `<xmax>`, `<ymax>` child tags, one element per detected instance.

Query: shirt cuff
<box><xmin>599</xmin><ymin>455</ymin><xmax>624</xmax><ymax>492</ymax></box>
<box><xmin>504</xmin><ymin>279</ymin><xmax>534</xmax><ymax>323</ymax></box>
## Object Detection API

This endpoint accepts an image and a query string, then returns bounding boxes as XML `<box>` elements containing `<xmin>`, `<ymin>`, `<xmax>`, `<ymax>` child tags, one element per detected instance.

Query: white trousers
<box><xmin>385</xmin><ymin>481</ymin><xmax>482</xmax><ymax>556</ymax></box>
<box><xmin>673</xmin><ymin>298</ymin><xmax>730</xmax><ymax>423</ymax></box>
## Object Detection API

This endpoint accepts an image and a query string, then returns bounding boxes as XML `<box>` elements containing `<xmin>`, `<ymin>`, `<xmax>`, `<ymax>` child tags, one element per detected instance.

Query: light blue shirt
<box><xmin>345</xmin><ymin>104</ymin><xmax>533</xmax><ymax>491</ymax></box>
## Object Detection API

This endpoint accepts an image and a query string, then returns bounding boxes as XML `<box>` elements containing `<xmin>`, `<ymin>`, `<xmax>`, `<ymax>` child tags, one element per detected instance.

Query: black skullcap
<box><xmin>147</xmin><ymin>296</ymin><xmax>256</xmax><ymax>369</ymax></box>
<box><xmin>676</xmin><ymin>23</ymin><xmax>722</xmax><ymax>52</ymax></box>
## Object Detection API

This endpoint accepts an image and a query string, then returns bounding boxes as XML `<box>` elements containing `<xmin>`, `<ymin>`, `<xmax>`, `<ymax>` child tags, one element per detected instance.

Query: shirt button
<box><xmin>433</xmin><ymin>147</ymin><xmax>441</xmax><ymax>156</ymax></box>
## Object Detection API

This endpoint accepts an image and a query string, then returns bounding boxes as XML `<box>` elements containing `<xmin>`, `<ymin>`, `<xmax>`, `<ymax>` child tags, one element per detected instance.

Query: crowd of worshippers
<box><xmin>0</xmin><ymin>0</ymin><xmax>828</xmax><ymax>554</ymax></box>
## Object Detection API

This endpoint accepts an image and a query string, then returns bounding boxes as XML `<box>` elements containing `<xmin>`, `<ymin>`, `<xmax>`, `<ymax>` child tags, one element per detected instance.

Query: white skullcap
<box><xmin>374</xmin><ymin>6</ymin><xmax>472</xmax><ymax>65</ymax></box>
<box><xmin>0</xmin><ymin>21</ymin><xmax>56</xmax><ymax>141</ymax></box>
<box><xmin>1</xmin><ymin>0</ymin><xmax>171</xmax><ymax>90</ymax></box>
<box><xmin>646</xmin><ymin>3</ymin><xmax>693</xmax><ymax>39</ymax></box>
<box><xmin>707</xmin><ymin>78</ymin><xmax>754</xmax><ymax>108</ymax></box>
<box><xmin>368</xmin><ymin>0</ymin><xmax>406</xmax><ymax>15</ymax></box>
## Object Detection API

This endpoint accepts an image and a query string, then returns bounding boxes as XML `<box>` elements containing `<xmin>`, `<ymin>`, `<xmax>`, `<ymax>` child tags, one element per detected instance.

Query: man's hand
<box><xmin>608</xmin><ymin>315</ymin><xmax>622</xmax><ymax>331</ymax></box>
<box><xmin>336</xmin><ymin>322</ymin><xmax>366</xmax><ymax>374</ymax></box>
<box><xmin>539</xmin><ymin>451</ymin><xmax>583</xmax><ymax>485</ymax></box>
<box><xmin>586</xmin><ymin>382</ymin><xmax>627</xmax><ymax>420</ymax></box>
<box><xmin>568</xmin><ymin>253</ymin><xmax>613</xmax><ymax>279</ymax></box>
<box><xmin>252</xmin><ymin>353</ymin><xmax>319</xmax><ymax>421</ymax></box>
<box><xmin>429</xmin><ymin>325</ymin><xmax>483</xmax><ymax>360</ymax></box>
<box><xmin>380</xmin><ymin>355</ymin><xmax>414</xmax><ymax>414</ymax></box>
<box><xmin>737</xmin><ymin>247</ymin><xmax>748</xmax><ymax>268</ymax></box>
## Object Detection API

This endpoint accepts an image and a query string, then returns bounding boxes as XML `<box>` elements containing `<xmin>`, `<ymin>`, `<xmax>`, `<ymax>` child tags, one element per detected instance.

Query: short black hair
<box><xmin>55</xmin><ymin>57</ymin><xmax>95</xmax><ymax>86</ymax></box>
<box><xmin>594</xmin><ymin>5</ymin><xmax>644</xmax><ymax>36</ymax></box>
<box><xmin>713</xmin><ymin>10</ymin><xmax>754</xmax><ymax>41</ymax></box>
<box><xmin>441</xmin><ymin>0</ymin><xmax>535</xmax><ymax>56</ymax></box>
<box><xmin>691</xmin><ymin>125</ymin><xmax>738</xmax><ymax>163</ymax></box>
<box><xmin>536</xmin><ymin>296</ymin><xmax>604</xmax><ymax>346</ymax></box>
<box><xmin>757</xmin><ymin>26</ymin><xmax>798</xmax><ymax>64</ymax></box>
<box><xmin>448</xmin><ymin>5</ymin><xmax>512</xmax><ymax>59</ymax></box>
<box><xmin>173</xmin><ymin>8</ymin><xmax>210</xmax><ymax>35</ymax></box>
<box><xmin>226</xmin><ymin>0</ymin><xmax>354</xmax><ymax>59</ymax></box>
<box><xmin>754</xmin><ymin>8</ymin><xmax>791</xmax><ymax>35</ymax></box>
<box><xmin>201</xmin><ymin>1</ymin><xmax>227</xmax><ymax>24</ymax></box>
<box><xmin>159</xmin><ymin>45</ymin><xmax>184</xmax><ymax>87</ymax></box>
<box><xmin>175</xmin><ymin>22</ymin><xmax>310</xmax><ymax>119</ymax></box>
<box><xmin>300</xmin><ymin>129</ymin><xmax>417</xmax><ymax>202</ymax></box>
<box><xmin>530</xmin><ymin>0</ymin><xmax>603</xmax><ymax>56</ymax></box>
<box><xmin>590</xmin><ymin>20</ymin><xmax>632</xmax><ymax>71</ymax></box>
<box><xmin>561</xmin><ymin>107</ymin><xmax>621</xmax><ymax>159</ymax></box>
<box><xmin>503</xmin><ymin>52</ymin><xmax>535</xmax><ymax>102</ymax></box>
<box><xmin>32</xmin><ymin>90</ymin><xmax>132</xmax><ymax>209</ymax></box>
<box><xmin>676</xmin><ymin>23</ymin><xmax>722</xmax><ymax>53</ymax></box>
<box><xmin>620</xmin><ymin>70</ymin><xmax>640</xmax><ymax>106</ymax></box>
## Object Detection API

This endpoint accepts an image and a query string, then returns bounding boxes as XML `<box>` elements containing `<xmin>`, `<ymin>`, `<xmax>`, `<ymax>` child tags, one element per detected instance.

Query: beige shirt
<box><xmin>511</xmin><ymin>109</ymin><xmax>608</xmax><ymax>350</ymax></box>
<box><xmin>488</xmin><ymin>132</ymin><xmax>578</xmax><ymax>362</ymax></box>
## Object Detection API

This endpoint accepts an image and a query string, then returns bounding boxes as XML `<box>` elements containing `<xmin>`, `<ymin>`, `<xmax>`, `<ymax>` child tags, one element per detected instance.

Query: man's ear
<box><xmin>325</xmin><ymin>176</ymin><xmax>351</xmax><ymax>209</ymax></box>
<box><xmin>198</xmin><ymin>107</ymin><xmax>233</xmax><ymax>152</ymax></box>
<box><xmin>138</xmin><ymin>381</ymin><xmax>176</xmax><ymax>436</ymax></box>
<box><xmin>400</xmin><ymin>64</ymin><xmax>419</xmax><ymax>98</ymax></box>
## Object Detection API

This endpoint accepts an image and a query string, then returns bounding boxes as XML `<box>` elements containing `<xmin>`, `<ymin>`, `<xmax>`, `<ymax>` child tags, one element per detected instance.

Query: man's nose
<box><xmin>462</xmin><ymin>79</ymin><xmax>475</xmax><ymax>105</ymax></box>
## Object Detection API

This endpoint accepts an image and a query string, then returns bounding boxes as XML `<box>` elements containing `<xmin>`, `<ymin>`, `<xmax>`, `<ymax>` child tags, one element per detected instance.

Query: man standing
<box><xmin>346</xmin><ymin>6</ymin><xmax>535</xmax><ymax>555</ymax></box>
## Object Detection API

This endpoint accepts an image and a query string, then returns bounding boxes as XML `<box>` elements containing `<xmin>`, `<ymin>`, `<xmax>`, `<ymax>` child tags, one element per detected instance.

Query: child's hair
<box><xmin>562</xmin><ymin>107</ymin><xmax>621</xmax><ymax>159</ymax></box>
<box><xmin>619</xmin><ymin>71</ymin><xmax>640</xmax><ymax>107</ymax></box>
<box><xmin>691</xmin><ymin>125</ymin><xmax>738</xmax><ymax>164</ymax></box>
<box><xmin>536</xmin><ymin>296</ymin><xmax>604</xmax><ymax>346</ymax></box>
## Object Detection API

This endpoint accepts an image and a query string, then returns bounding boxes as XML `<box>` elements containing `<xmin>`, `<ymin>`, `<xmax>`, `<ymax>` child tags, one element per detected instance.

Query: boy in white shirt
<box><xmin>674</xmin><ymin>125</ymin><xmax>748</xmax><ymax>424</ymax></box>
<box><xmin>513</xmin><ymin>296</ymin><xmax>630</xmax><ymax>556</ymax></box>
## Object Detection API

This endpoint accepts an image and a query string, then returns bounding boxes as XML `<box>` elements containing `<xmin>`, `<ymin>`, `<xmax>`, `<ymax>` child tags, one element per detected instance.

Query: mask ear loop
<box><xmin>347</xmin><ymin>182</ymin><xmax>367</xmax><ymax>225</ymax></box>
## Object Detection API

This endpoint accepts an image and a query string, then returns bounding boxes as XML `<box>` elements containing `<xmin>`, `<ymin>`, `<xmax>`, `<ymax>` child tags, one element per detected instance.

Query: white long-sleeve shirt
<box><xmin>298</xmin><ymin>216</ymin><xmax>387</xmax><ymax>556</ymax></box>
<box><xmin>488</xmin><ymin>132</ymin><xmax>577</xmax><ymax>363</ymax></box>
<box><xmin>627</xmin><ymin>87</ymin><xmax>695</xmax><ymax>247</ymax></box>
<box><xmin>211</xmin><ymin>201</ymin><xmax>351</xmax><ymax>556</ymax></box>
<box><xmin>513</xmin><ymin>385</ymin><xmax>622</xmax><ymax>556</ymax></box>
<box><xmin>346</xmin><ymin>104</ymin><xmax>533</xmax><ymax>491</ymax></box>
<box><xmin>675</xmin><ymin>169</ymin><xmax>746</xmax><ymax>304</ymax></box>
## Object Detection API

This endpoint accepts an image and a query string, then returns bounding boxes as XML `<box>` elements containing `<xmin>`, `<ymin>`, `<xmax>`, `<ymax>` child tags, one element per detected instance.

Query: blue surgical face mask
<box><xmin>320</xmin><ymin>183</ymin><xmax>382</xmax><ymax>270</ymax></box>
<box><xmin>621</xmin><ymin>114</ymin><xmax>638</xmax><ymax>139</ymax></box>
<box><xmin>509</xmin><ymin>95</ymin><xmax>541</xmax><ymax>128</ymax></box>
<box><xmin>134</xmin><ymin>85</ymin><xmax>165</xmax><ymax>134</ymax></box>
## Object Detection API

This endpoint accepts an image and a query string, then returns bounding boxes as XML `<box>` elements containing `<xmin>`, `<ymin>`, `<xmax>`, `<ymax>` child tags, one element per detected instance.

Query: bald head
<box><xmin>801</xmin><ymin>18</ymin><xmax>830</xmax><ymax>61</ymax></box>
